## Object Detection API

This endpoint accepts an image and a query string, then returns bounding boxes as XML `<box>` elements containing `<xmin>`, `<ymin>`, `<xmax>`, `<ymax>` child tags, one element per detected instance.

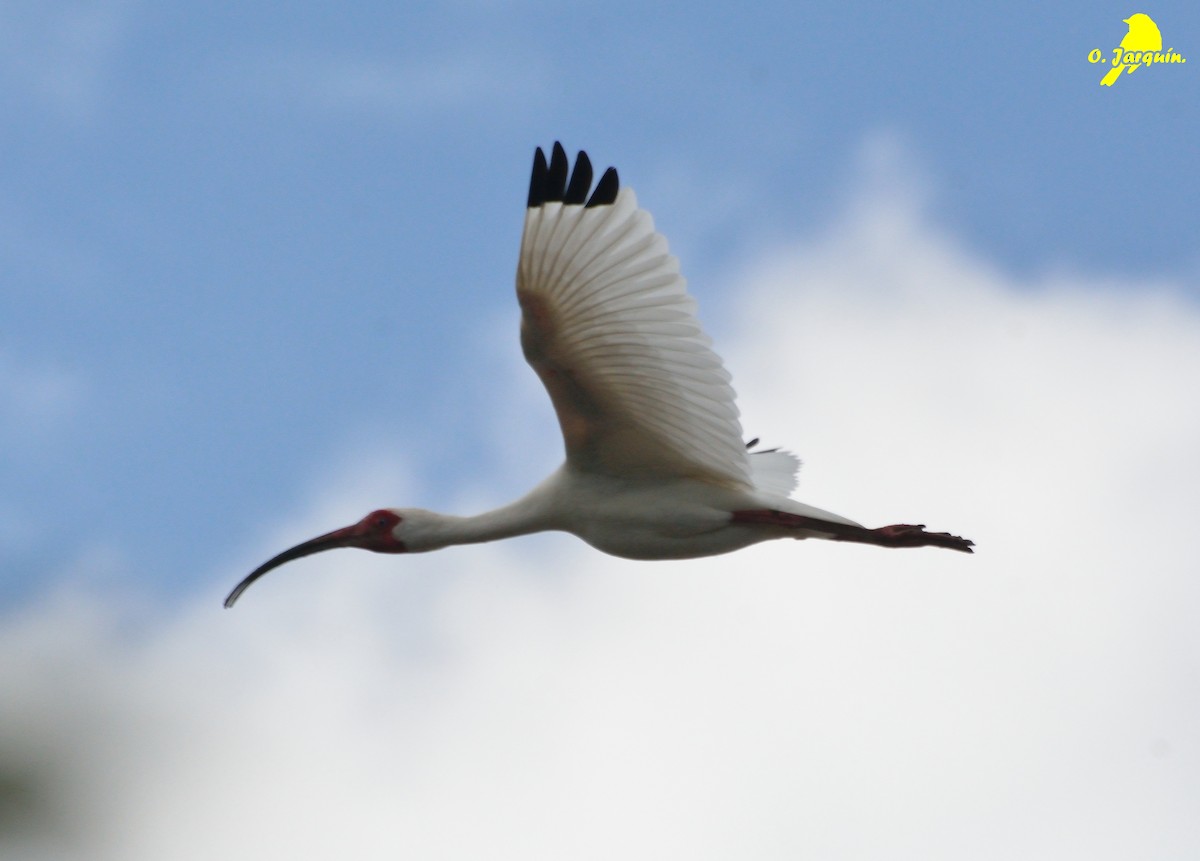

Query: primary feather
<box><xmin>518</xmin><ymin>143</ymin><xmax>753</xmax><ymax>489</ymax></box>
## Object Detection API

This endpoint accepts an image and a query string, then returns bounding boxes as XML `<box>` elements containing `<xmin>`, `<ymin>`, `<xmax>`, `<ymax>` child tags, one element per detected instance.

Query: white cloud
<box><xmin>2</xmin><ymin>157</ymin><xmax>1199</xmax><ymax>859</ymax></box>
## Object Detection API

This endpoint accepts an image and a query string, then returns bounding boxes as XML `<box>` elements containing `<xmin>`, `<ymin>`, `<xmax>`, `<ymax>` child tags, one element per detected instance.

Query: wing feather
<box><xmin>747</xmin><ymin>447</ymin><xmax>801</xmax><ymax>497</ymax></box>
<box><xmin>517</xmin><ymin>144</ymin><xmax>752</xmax><ymax>487</ymax></box>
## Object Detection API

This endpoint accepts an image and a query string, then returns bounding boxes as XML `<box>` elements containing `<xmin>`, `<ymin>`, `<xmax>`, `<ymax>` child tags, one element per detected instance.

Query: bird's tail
<box><xmin>1100</xmin><ymin>64</ymin><xmax>1126</xmax><ymax>86</ymax></box>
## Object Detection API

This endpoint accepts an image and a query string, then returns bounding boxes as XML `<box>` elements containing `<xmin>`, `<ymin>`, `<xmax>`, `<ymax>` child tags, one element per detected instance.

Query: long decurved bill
<box><xmin>224</xmin><ymin>523</ymin><xmax>365</xmax><ymax>608</ymax></box>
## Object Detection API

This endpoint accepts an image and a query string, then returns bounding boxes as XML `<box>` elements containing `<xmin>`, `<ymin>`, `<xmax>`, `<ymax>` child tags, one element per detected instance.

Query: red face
<box><xmin>224</xmin><ymin>508</ymin><xmax>406</xmax><ymax>608</ymax></box>
<box><xmin>354</xmin><ymin>509</ymin><xmax>406</xmax><ymax>553</ymax></box>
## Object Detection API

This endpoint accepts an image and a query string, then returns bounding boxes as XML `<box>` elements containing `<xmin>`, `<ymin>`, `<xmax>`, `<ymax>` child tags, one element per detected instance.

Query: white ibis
<box><xmin>224</xmin><ymin>143</ymin><xmax>972</xmax><ymax>608</ymax></box>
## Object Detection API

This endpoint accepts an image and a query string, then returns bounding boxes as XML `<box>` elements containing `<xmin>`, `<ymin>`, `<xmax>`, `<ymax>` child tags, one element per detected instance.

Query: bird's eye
<box><xmin>375</xmin><ymin>516</ymin><xmax>389</xmax><ymax>529</ymax></box>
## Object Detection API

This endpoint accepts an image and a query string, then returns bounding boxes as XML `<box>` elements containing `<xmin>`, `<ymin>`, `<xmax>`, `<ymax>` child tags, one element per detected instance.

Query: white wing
<box><xmin>517</xmin><ymin>144</ymin><xmax>753</xmax><ymax>488</ymax></box>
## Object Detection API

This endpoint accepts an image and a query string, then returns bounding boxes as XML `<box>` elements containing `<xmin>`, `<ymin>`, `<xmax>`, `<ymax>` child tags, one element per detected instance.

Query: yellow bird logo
<box><xmin>1100</xmin><ymin>13</ymin><xmax>1163</xmax><ymax>86</ymax></box>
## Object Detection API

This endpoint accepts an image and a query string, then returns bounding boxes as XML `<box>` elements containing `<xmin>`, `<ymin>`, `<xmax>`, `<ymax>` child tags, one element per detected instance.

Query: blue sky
<box><xmin>3</xmin><ymin>0</ymin><xmax>1196</xmax><ymax>603</ymax></box>
<box><xmin>2</xmin><ymin>1</ymin><xmax>1199</xmax><ymax>857</ymax></box>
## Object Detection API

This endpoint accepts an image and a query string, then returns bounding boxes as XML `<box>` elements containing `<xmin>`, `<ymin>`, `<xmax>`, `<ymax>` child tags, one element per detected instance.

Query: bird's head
<box><xmin>224</xmin><ymin>508</ymin><xmax>409</xmax><ymax>608</ymax></box>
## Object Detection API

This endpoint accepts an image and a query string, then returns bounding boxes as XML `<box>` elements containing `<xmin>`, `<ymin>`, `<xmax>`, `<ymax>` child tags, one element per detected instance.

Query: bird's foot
<box><xmin>871</xmin><ymin>523</ymin><xmax>974</xmax><ymax>553</ymax></box>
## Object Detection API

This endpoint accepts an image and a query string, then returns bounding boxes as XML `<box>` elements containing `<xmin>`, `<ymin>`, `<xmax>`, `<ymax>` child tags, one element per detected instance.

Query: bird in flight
<box><xmin>224</xmin><ymin>143</ymin><xmax>972</xmax><ymax>608</ymax></box>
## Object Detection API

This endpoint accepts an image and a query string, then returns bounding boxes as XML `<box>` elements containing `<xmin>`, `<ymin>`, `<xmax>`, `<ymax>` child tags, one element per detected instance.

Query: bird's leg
<box><xmin>864</xmin><ymin>523</ymin><xmax>975</xmax><ymax>552</ymax></box>
<box><xmin>730</xmin><ymin>509</ymin><xmax>974</xmax><ymax>554</ymax></box>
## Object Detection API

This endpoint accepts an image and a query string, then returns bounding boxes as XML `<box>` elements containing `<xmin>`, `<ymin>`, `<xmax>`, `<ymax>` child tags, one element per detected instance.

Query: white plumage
<box><xmin>518</xmin><ymin>185</ymin><xmax>751</xmax><ymax>487</ymax></box>
<box><xmin>225</xmin><ymin>143</ymin><xmax>971</xmax><ymax>608</ymax></box>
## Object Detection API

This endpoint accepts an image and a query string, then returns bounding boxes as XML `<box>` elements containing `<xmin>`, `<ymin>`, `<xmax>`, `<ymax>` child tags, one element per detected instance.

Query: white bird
<box><xmin>224</xmin><ymin>143</ymin><xmax>972</xmax><ymax>608</ymax></box>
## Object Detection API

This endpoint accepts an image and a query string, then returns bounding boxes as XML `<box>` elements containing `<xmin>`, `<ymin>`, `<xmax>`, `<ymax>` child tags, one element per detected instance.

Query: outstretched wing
<box><xmin>517</xmin><ymin>143</ymin><xmax>753</xmax><ymax>488</ymax></box>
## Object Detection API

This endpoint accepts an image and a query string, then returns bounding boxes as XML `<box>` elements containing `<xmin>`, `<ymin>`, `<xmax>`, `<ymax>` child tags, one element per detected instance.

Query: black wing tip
<box><xmin>526</xmin><ymin>147</ymin><xmax>548</xmax><ymax>208</ymax></box>
<box><xmin>527</xmin><ymin>142</ymin><xmax>619</xmax><ymax>210</ymax></box>
<box><xmin>587</xmin><ymin>166</ymin><xmax>619</xmax><ymax>207</ymax></box>
<box><xmin>563</xmin><ymin>150</ymin><xmax>592</xmax><ymax>205</ymax></box>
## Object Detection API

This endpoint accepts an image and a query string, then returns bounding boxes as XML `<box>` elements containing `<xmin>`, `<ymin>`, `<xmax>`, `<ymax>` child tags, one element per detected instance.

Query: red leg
<box><xmin>731</xmin><ymin>509</ymin><xmax>974</xmax><ymax>553</ymax></box>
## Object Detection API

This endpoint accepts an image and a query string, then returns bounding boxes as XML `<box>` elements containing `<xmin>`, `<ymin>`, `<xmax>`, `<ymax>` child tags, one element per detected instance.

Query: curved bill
<box><xmin>224</xmin><ymin>523</ymin><xmax>365</xmax><ymax>608</ymax></box>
